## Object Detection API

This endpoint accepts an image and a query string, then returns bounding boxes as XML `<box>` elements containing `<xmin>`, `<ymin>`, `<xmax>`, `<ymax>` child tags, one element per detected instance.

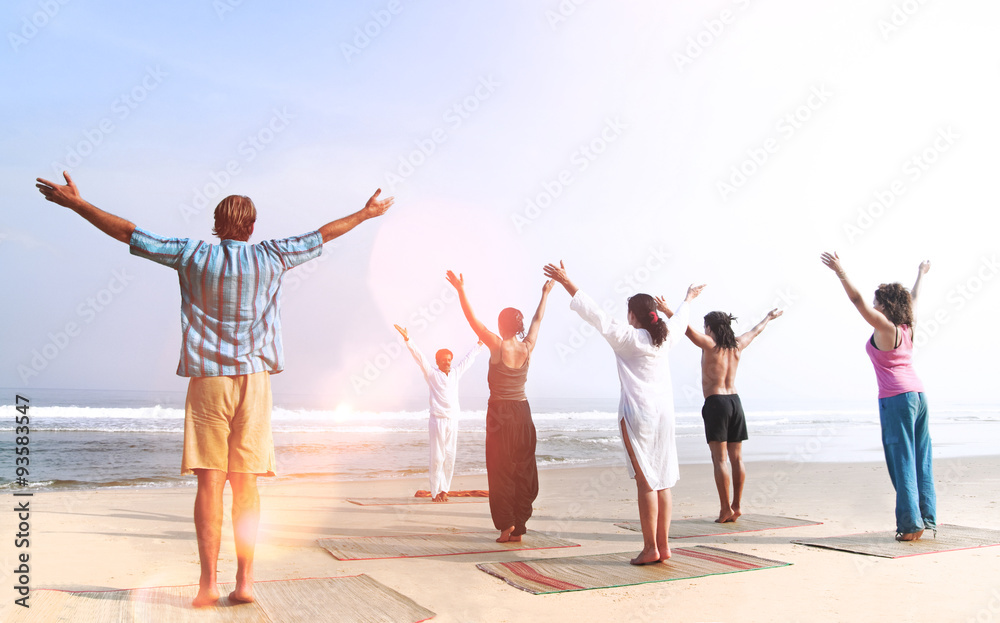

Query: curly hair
<box><xmin>874</xmin><ymin>283</ymin><xmax>914</xmax><ymax>327</ymax></box>
<box><xmin>704</xmin><ymin>311</ymin><xmax>739</xmax><ymax>350</ymax></box>
<box><xmin>627</xmin><ymin>293</ymin><xmax>668</xmax><ymax>347</ymax></box>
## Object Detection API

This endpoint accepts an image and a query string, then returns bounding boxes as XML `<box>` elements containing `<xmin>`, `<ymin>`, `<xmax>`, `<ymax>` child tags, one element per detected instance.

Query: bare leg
<box><xmin>192</xmin><ymin>469</ymin><xmax>226</xmax><ymax>607</ymax></box>
<box><xmin>656</xmin><ymin>489</ymin><xmax>672</xmax><ymax>561</ymax></box>
<box><xmin>727</xmin><ymin>442</ymin><xmax>744</xmax><ymax>521</ymax></box>
<box><xmin>228</xmin><ymin>473</ymin><xmax>260</xmax><ymax>603</ymax></box>
<box><xmin>709</xmin><ymin>441</ymin><xmax>734</xmax><ymax>523</ymax></box>
<box><xmin>621</xmin><ymin>421</ymin><xmax>660</xmax><ymax>564</ymax></box>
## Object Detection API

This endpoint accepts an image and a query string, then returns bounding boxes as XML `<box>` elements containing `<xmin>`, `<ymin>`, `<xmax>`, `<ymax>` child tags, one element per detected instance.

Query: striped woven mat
<box><xmin>616</xmin><ymin>514</ymin><xmax>822</xmax><ymax>538</ymax></box>
<box><xmin>6</xmin><ymin>575</ymin><xmax>434</xmax><ymax>622</ymax></box>
<box><xmin>792</xmin><ymin>523</ymin><xmax>1000</xmax><ymax>558</ymax></box>
<box><xmin>347</xmin><ymin>497</ymin><xmax>488</xmax><ymax>505</ymax></box>
<box><xmin>477</xmin><ymin>546</ymin><xmax>791</xmax><ymax>594</ymax></box>
<box><xmin>319</xmin><ymin>530</ymin><xmax>579</xmax><ymax>560</ymax></box>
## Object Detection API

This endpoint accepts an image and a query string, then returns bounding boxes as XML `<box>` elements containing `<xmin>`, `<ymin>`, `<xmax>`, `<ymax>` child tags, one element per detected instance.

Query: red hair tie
<box><xmin>649</xmin><ymin>311</ymin><xmax>659</xmax><ymax>324</ymax></box>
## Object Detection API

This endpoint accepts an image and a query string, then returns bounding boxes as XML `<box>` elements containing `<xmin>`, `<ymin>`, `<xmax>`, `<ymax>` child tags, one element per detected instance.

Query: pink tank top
<box><xmin>865</xmin><ymin>324</ymin><xmax>924</xmax><ymax>399</ymax></box>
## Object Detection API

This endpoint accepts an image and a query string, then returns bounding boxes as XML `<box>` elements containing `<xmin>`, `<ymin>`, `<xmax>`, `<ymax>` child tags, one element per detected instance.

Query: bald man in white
<box><xmin>395</xmin><ymin>325</ymin><xmax>483</xmax><ymax>502</ymax></box>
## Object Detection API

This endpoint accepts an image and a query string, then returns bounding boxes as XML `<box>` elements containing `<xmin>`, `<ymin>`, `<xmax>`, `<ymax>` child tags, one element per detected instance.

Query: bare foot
<box><xmin>228</xmin><ymin>588</ymin><xmax>254</xmax><ymax>604</ymax></box>
<box><xmin>728</xmin><ymin>506</ymin><xmax>742</xmax><ymax>522</ymax></box>
<box><xmin>432</xmin><ymin>493</ymin><xmax>445</xmax><ymax>502</ymax></box>
<box><xmin>441</xmin><ymin>492</ymin><xmax>449</xmax><ymax>502</ymax></box>
<box><xmin>658</xmin><ymin>544</ymin><xmax>672</xmax><ymax>562</ymax></box>
<box><xmin>630</xmin><ymin>546</ymin><xmax>661</xmax><ymax>565</ymax></box>
<box><xmin>508</xmin><ymin>534</ymin><xmax>522</xmax><ymax>542</ymax></box>
<box><xmin>715</xmin><ymin>509</ymin><xmax>735</xmax><ymax>523</ymax></box>
<box><xmin>896</xmin><ymin>530</ymin><xmax>925</xmax><ymax>542</ymax></box>
<box><xmin>191</xmin><ymin>586</ymin><xmax>220</xmax><ymax>608</ymax></box>
<box><xmin>496</xmin><ymin>526</ymin><xmax>516</xmax><ymax>543</ymax></box>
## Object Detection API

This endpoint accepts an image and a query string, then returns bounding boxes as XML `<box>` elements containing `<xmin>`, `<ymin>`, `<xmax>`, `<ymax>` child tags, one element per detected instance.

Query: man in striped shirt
<box><xmin>36</xmin><ymin>171</ymin><xmax>393</xmax><ymax>607</ymax></box>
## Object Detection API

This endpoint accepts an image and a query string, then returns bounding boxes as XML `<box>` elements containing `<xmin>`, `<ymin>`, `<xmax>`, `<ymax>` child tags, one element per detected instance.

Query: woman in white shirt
<box><xmin>544</xmin><ymin>261</ymin><xmax>703</xmax><ymax>564</ymax></box>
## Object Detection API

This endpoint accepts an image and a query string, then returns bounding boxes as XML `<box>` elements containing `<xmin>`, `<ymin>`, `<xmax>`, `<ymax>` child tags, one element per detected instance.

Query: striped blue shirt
<box><xmin>130</xmin><ymin>227</ymin><xmax>324</xmax><ymax>377</ymax></box>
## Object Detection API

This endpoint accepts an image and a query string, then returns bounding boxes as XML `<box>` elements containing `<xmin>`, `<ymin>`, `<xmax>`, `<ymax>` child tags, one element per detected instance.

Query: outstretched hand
<box><xmin>767</xmin><ymin>308</ymin><xmax>783</xmax><ymax>321</ymax></box>
<box><xmin>36</xmin><ymin>171</ymin><xmax>83</xmax><ymax>208</ymax></box>
<box><xmin>445</xmin><ymin>270</ymin><xmax>464</xmax><ymax>291</ymax></box>
<box><xmin>393</xmin><ymin>324</ymin><xmax>408</xmax><ymax>341</ymax></box>
<box><xmin>542</xmin><ymin>261</ymin><xmax>569</xmax><ymax>285</ymax></box>
<box><xmin>685</xmin><ymin>284</ymin><xmax>706</xmax><ymax>302</ymax></box>
<box><xmin>820</xmin><ymin>252</ymin><xmax>845</xmax><ymax>276</ymax></box>
<box><xmin>542</xmin><ymin>279</ymin><xmax>555</xmax><ymax>294</ymax></box>
<box><xmin>542</xmin><ymin>261</ymin><xmax>579</xmax><ymax>296</ymax></box>
<box><xmin>653</xmin><ymin>295</ymin><xmax>672</xmax><ymax>315</ymax></box>
<box><xmin>362</xmin><ymin>188</ymin><xmax>394</xmax><ymax>219</ymax></box>
<box><xmin>919</xmin><ymin>260</ymin><xmax>931</xmax><ymax>274</ymax></box>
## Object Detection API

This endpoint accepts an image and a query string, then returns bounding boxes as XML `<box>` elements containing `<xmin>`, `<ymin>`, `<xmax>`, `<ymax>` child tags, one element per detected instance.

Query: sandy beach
<box><xmin>2</xmin><ymin>455</ymin><xmax>998</xmax><ymax>622</ymax></box>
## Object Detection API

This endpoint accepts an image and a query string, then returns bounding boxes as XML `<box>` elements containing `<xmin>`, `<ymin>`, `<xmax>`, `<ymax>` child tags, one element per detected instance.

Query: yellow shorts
<box><xmin>182</xmin><ymin>372</ymin><xmax>276</xmax><ymax>476</ymax></box>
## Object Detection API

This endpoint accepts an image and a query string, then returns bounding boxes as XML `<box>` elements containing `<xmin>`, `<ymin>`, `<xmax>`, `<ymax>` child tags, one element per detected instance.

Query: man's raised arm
<box><xmin>318</xmin><ymin>189</ymin><xmax>394</xmax><ymax>243</ymax></box>
<box><xmin>737</xmin><ymin>308</ymin><xmax>783</xmax><ymax>350</ymax></box>
<box><xmin>36</xmin><ymin>172</ymin><xmax>136</xmax><ymax>244</ymax></box>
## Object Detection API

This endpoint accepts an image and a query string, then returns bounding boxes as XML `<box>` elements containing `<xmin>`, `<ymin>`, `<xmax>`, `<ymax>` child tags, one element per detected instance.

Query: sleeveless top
<box><xmin>487</xmin><ymin>351</ymin><xmax>530</xmax><ymax>401</ymax></box>
<box><xmin>865</xmin><ymin>324</ymin><xmax>924</xmax><ymax>399</ymax></box>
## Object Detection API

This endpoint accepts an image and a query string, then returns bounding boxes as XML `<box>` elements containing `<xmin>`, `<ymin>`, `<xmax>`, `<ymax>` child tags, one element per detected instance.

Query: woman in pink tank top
<box><xmin>822</xmin><ymin>253</ymin><xmax>935</xmax><ymax>542</ymax></box>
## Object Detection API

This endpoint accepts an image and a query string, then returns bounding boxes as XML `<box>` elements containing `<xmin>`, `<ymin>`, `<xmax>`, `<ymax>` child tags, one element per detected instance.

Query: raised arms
<box><xmin>37</xmin><ymin>173</ymin><xmax>392</xmax><ymax>246</ymax></box>
<box><xmin>395</xmin><ymin>324</ymin><xmax>431</xmax><ymax>377</ymax></box>
<box><xmin>911</xmin><ymin>260</ymin><xmax>931</xmax><ymax>303</ymax></box>
<box><xmin>542</xmin><ymin>261</ymin><xmax>578</xmax><ymax>297</ymax></box>
<box><xmin>736</xmin><ymin>308</ymin><xmax>782</xmax><ymax>349</ymax></box>
<box><xmin>36</xmin><ymin>172</ymin><xmax>136</xmax><ymax>244</ymax></box>
<box><xmin>654</xmin><ymin>291</ymin><xmax>713</xmax><ymax>349</ymax></box>
<box><xmin>318</xmin><ymin>189</ymin><xmax>394</xmax><ymax>243</ymax></box>
<box><xmin>663</xmin><ymin>284</ymin><xmax>704</xmax><ymax>349</ymax></box>
<box><xmin>683</xmin><ymin>324</ymin><xmax>715</xmax><ymax>350</ymax></box>
<box><xmin>453</xmin><ymin>341</ymin><xmax>485</xmax><ymax>377</ymax></box>
<box><xmin>821</xmin><ymin>251</ymin><xmax>896</xmax><ymax>338</ymax></box>
<box><xmin>546</xmin><ymin>260</ymin><xmax>636</xmax><ymax>351</ymax></box>
<box><xmin>522</xmin><ymin>279</ymin><xmax>555</xmax><ymax>352</ymax></box>
<box><xmin>445</xmin><ymin>270</ymin><xmax>502</xmax><ymax>350</ymax></box>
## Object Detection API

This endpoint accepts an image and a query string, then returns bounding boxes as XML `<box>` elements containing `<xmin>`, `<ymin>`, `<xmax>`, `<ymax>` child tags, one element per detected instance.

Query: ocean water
<box><xmin>1</xmin><ymin>388</ymin><xmax>997</xmax><ymax>492</ymax></box>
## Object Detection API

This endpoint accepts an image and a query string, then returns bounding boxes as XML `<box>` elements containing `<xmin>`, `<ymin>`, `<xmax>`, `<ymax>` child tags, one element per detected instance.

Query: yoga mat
<box><xmin>792</xmin><ymin>524</ymin><xmax>1000</xmax><ymax>558</ymax></box>
<box><xmin>615</xmin><ymin>514</ymin><xmax>822</xmax><ymax>538</ymax></box>
<box><xmin>347</xmin><ymin>497</ymin><xmax>488</xmax><ymax>506</ymax></box>
<box><xmin>414</xmin><ymin>490</ymin><xmax>488</xmax><ymax>498</ymax></box>
<box><xmin>319</xmin><ymin>530</ymin><xmax>580</xmax><ymax>560</ymax></box>
<box><xmin>7</xmin><ymin>575</ymin><xmax>434</xmax><ymax>623</ymax></box>
<box><xmin>476</xmin><ymin>546</ymin><xmax>791</xmax><ymax>594</ymax></box>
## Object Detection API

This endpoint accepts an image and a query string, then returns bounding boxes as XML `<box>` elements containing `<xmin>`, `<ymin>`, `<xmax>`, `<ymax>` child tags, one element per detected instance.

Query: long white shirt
<box><xmin>569</xmin><ymin>290</ymin><xmax>690</xmax><ymax>490</ymax></box>
<box><xmin>404</xmin><ymin>340</ymin><xmax>483</xmax><ymax>418</ymax></box>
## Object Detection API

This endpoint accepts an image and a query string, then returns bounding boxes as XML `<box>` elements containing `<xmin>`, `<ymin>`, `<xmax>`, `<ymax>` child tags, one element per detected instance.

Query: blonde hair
<box><xmin>213</xmin><ymin>195</ymin><xmax>256</xmax><ymax>241</ymax></box>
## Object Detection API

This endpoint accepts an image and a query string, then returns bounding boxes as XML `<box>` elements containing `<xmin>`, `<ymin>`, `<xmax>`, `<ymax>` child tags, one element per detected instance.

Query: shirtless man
<box><xmin>667</xmin><ymin>303</ymin><xmax>782</xmax><ymax>523</ymax></box>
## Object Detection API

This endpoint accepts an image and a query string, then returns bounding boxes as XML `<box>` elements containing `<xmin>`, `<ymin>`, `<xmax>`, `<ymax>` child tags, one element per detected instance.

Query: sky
<box><xmin>2</xmin><ymin>0</ymin><xmax>998</xmax><ymax>413</ymax></box>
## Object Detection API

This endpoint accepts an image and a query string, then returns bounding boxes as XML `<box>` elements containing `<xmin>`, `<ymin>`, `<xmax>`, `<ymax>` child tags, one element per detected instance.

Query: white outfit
<box><xmin>569</xmin><ymin>291</ymin><xmax>690</xmax><ymax>490</ymax></box>
<box><xmin>404</xmin><ymin>340</ymin><xmax>483</xmax><ymax>496</ymax></box>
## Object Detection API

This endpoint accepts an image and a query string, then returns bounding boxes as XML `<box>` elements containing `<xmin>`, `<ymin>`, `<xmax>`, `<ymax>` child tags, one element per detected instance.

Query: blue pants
<box><xmin>878</xmin><ymin>392</ymin><xmax>936</xmax><ymax>533</ymax></box>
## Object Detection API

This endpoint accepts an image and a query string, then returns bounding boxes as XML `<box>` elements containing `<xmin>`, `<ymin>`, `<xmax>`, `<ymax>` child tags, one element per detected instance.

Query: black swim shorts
<box><xmin>701</xmin><ymin>394</ymin><xmax>748</xmax><ymax>443</ymax></box>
